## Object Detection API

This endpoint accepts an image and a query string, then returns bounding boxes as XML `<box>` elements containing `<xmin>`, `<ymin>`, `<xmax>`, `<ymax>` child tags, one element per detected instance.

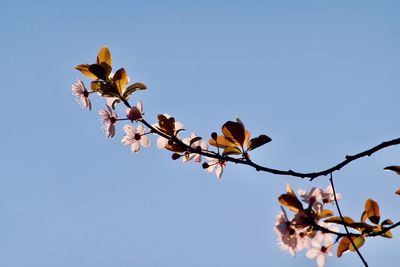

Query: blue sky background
<box><xmin>1</xmin><ymin>1</ymin><xmax>400</xmax><ymax>266</ymax></box>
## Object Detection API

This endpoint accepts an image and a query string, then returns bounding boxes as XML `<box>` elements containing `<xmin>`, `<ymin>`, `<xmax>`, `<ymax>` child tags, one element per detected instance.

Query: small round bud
<box><xmin>211</xmin><ymin>132</ymin><xmax>218</xmax><ymax>140</ymax></box>
<box><xmin>171</xmin><ymin>153</ymin><xmax>181</xmax><ymax>160</ymax></box>
<box><xmin>202</xmin><ymin>162</ymin><xmax>209</xmax><ymax>169</ymax></box>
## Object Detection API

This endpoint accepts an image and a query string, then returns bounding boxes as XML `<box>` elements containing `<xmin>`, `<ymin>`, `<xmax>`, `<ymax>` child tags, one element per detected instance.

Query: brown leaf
<box><xmin>365</xmin><ymin>198</ymin><xmax>380</xmax><ymax>224</ymax></box>
<box><xmin>113</xmin><ymin>68</ymin><xmax>129</xmax><ymax>95</ymax></box>
<box><xmin>395</xmin><ymin>188</ymin><xmax>400</xmax><ymax>195</ymax></box>
<box><xmin>318</xmin><ymin>209</ymin><xmax>334</xmax><ymax>219</ymax></box>
<box><xmin>382</xmin><ymin>230</ymin><xmax>393</xmax><ymax>238</ymax></box>
<box><xmin>157</xmin><ymin>114</ymin><xmax>175</xmax><ymax>136</ymax></box>
<box><xmin>222</xmin><ymin>146</ymin><xmax>242</xmax><ymax>156</ymax></box>
<box><xmin>247</xmin><ymin>134</ymin><xmax>272</xmax><ymax>151</ymax></box>
<box><xmin>337</xmin><ymin>237</ymin><xmax>351</xmax><ymax>257</ymax></box>
<box><xmin>222</xmin><ymin>120</ymin><xmax>246</xmax><ymax>147</ymax></box>
<box><xmin>75</xmin><ymin>64</ymin><xmax>99</xmax><ymax>79</ymax></box>
<box><xmin>208</xmin><ymin>135</ymin><xmax>237</xmax><ymax>149</ymax></box>
<box><xmin>278</xmin><ymin>193</ymin><xmax>303</xmax><ymax>213</ymax></box>
<box><xmin>123</xmin><ymin>82</ymin><xmax>147</xmax><ymax>99</ymax></box>
<box><xmin>384</xmin><ymin>165</ymin><xmax>400</xmax><ymax>175</ymax></box>
<box><xmin>381</xmin><ymin>219</ymin><xmax>394</xmax><ymax>226</ymax></box>
<box><xmin>96</xmin><ymin>47</ymin><xmax>112</xmax><ymax>76</ymax></box>
<box><xmin>325</xmin><ymin>216</ymin><xmax>355</xmax><ymax>225</ymax></box>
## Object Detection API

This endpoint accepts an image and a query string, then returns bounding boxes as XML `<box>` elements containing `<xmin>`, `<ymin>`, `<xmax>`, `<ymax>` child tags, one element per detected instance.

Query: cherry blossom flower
<box><xmin>206</xmin><ymin>158</ymin><xmax>226</xmax><ymax>179</ymax></box>
<box><xmin>121</xmin><ymin>124</ymin><xmax>150</xmax><ymax>154</ymax></box>
<box><xmin>274</xmin><ymin>209</ymin><xmax>299</xmax><ymax>256</ymax></box>
<box><xmin>71</xmin><ymin>79</ymin><xmax>91</xmax><ymax>110</ymax></box>
<box><xmin>298</xmin><ymin>187</ymin><xmax>323</xmax><ymax>213</ymax></box>
<box><xmin>98</xmin><ymin>105</ymin><xmax>118</xmax><ymax>138</ymax></box>
<box><xmin>306</xmin><ymin>232</ymin><xmax>334</xmax><ymax>267</ymax></box>
<box><xmin>126</xmin><ymin>100</ymin><xmax>143</xmax><ymax>122</ymax></box>
<box><xmin>320</xmin><ymin>185</ymin><xmax>341</xmax><ymax>205</ymax></box>
<box><xmin>182</xmin><ymin>133</ymin><xmax>208</xmax><ymax>163</ymax></box>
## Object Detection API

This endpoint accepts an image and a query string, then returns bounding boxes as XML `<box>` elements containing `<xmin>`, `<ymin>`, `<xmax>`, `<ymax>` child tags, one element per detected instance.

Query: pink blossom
<box><xmin>306</xmin><ymin>232</ymin><xmax>334</xmax><ymax>267</ymax></box>
<box><xmin>274</xmin><ymin>209</ymin><xmax>299</xmax><ymax>256</ymax></box>
<box><xmin>206</xmin><ymin>158</ymin><xmax>226</xmax><ymax>179</ymax></box>
<box><xmin>182</xmin><ymin>133</ymin><xmax>208</xmax><ymax>163</ymax></box>
<box><xmin>71</xmin><ymin>79</ymin><xmax>91</xmax><ymax>110</ymax></box>
<box><xmin>98</xmin><ymin>105</ymin><xmax>118</xmax><ymax>138</ymax></box>
<box><xmin>298</xmin><ymin>187</ymin><xmax>323</xmax><ymax>213</ymax></box>
<box><xmin>320</xmin><ymin>185</ymin><xmax>341</xmax><ymax>205</ymax></box>
<box><xmin>121</xmin><ymin>124</ymin><xmax>150</xmax><ymax>154</ymax></box>
<box><xmin>126</xmin><ymin>100</ymin><xmax>143</xmax><ymax>122</ymax></box>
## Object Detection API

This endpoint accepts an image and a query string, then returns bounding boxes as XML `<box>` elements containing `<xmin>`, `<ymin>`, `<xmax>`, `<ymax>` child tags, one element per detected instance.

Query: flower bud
<box><xmin>211</xmin><ymin>132</ymin><xmax>218</xmax><ymax>140</ymax></box>
<box><xmin>171</xmin><ymin>153</ymin><xmax>181</xmax><ymax>160</ymax></box>
<box><xmin>202</xmin><ymin>162</ymin><xmax>209</xmax><ymax>169</ymax></box>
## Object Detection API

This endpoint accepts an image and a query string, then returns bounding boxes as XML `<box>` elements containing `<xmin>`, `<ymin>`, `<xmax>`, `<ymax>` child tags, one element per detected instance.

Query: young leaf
<box><xmin>75</xmin><ymin>64</ymin><xmax>98</xmax><ymax>79</ymax></box>
<box><xmin>318</xmin><ymin>209</ymin><xmax>334</xmax><ymax>219</ymax></box>
<box><xmin>96</xmin><ymin>47</ymin><xmax>112</xmax><ymax>76</ymax></box>
<box><xmin>365</xmin><ymin>198</ymin><xmax>380</xmax><ymax>224</ymax></box>
<box><xmin>113</xmin><ymin>68</ymin><xmax>129</xmax><ymax>95</ymax></box>
<box><xmin>222</xmin><ymin>120</ymin><xmax>246</xmax><ymax>147</ymax></box>
<box><xmin>123</xmin><ymin>82</ymin><xmax>147</xmax><ymax>99</ymax></box>
<box><xmin>222</xmin><ymin>146</ymin><xmax>242</xmax><ymax>156</ymax></box>
<box><xmin>247</xmin><ymin>134</ymin><xmax>272</xmax><ymax>151</ymax></box>
<box><xmin>157</xmin><ymin>114</ymin><xmax>175</xmax><ymax>135</ymax></box>
<box><xmin>382</xmin><ymin>230</ymin><xmax>393</xmax><ymax>238</ymax></box>
<box><xmin>395</xmin><ymin>188</ymin><xmax>400</xmax><ymax>195</ymax></box>
<box><xmin>381</xmin><ymin>219</ymin><xmax>394</xmax><ymax>226</ymax></box>
<box><xmin>325</xmin><ymin>216</ymin><xmax>355</xmax><ymax>225</ymax></box>
<box><xmin>208</xmin><ymin>135</ymin><xmax>236</xmax><ymax>149</ymax></box>
<box><xmin>349</xmin><ymin>237</ymin><xmax>365</xmax><ymax>252</ymax></box>
<box><xmin>278</xmin><ymin>193</ymin><xmax>304</xmax><ymax>213</ymax></box>
<box><xmin>337</xmin><ymin>237</ymin><xmax>351</xmax><ymax>257</ymax></box>
<box><xmin>384</xmin><ymin>165</ymin><xmax>400</xmax><ymax>175</ymax></box>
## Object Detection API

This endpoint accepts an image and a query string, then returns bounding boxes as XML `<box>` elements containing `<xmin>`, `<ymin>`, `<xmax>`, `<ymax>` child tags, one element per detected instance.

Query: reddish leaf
<box><xmin>113</xmin><ymin>68</ymin><xmax>129</xmax><ymax>95</ymax></box>
<box><xmin>278</xmin><ymin>193</ymin><xmax>303</xmax><ymax>213</ymax></box>
<box><xmin>365</xmin><ymin>198</ymin><xmax>380</xmax><ymax>224</ymax></box>
<box><xmin>247</xmin><ymin>134</ymin><xmax>272</xmax><ymax>151</ymax></box>
<box><xmin>88</xmin><ymin>64</ymin><xmax>107</xmax><ymax>80</ymax></box>
<box><xmin>222</xmin><ymin>120</ymin><xmax>246</xmax><ymax>147</ymax></box>
<box><xmin>384</xmin><ymin>165</ymin><xmax>400</xmax><ymax>175</ymax></box>
<box><xmin>325</xmin><ymin>216</ymin><xmax>355</xmax><ymax>225</ymax></box>
<box><xmin>395</xmin><ymin>188</ymin><xmax>400</xmax><ymax>195</ymax></box>
<box><xmin>318</xmin><ymin>209</ymin><xmax>334</xmax><ymax>219</ymax></box>
<box><xmin>222</xmin><ymin>146</ymin><xmax>242</xmax><ymax>156</ymax></box>
<box><xmin>96</xmin><ymin>47</ymin><xmax>112</xmax><ymax>76</ymax></box>
<box><xmin>337</xmin><ymin>237</ymin><xmax>351</xmax><ymax>257</ymax></box>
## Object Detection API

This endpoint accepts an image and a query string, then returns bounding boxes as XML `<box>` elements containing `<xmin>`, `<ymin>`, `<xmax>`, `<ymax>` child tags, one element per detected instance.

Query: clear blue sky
<box><xmin>1</xmin><ymin>1</ymin><xmax>400</xmax><ymax>266</ymax></box>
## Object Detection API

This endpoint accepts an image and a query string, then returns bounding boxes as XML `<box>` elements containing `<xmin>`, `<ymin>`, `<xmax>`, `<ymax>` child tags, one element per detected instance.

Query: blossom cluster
<box><xmin>275</xmin><ymin>185</ymin><xmax>340</xmax><ymax>267</ymax></box>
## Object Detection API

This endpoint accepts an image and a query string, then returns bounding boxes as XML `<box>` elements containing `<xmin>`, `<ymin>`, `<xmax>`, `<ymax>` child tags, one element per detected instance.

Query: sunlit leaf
<box><xmin>365</xmin><ymin>198</ymin><xmax>380</xmax><ymax>224</ymax></box>
<box><xmin>222</xmin><ymin>146</ymin><xmax>242</xmax><ymax>156</ymax></box>
<box><xmin>384</xmin><ymin>165</ymin><xmax>400</xmax><ymax>175</ymax></box>
<box><xmin>382</xmin><ymin>230</ymin><xmax>393</xmax><ymax>238</ymax></box>
<box><xmin>337</xmin><ymin>237</ymin><xmax>351</xmax><ymax>257</ymax></box>
<box><xmin>96</xmin><ymin>47</ymin><xmax>112</xmax><ymax>76</ymax></box>
<box><xmin>247</xmin><ymin>134</ymin><xmax>272</xmax><ymax>151</ymax></box>
<box><xmin>75</xmin><ymin>64</ymin><xmax>98</xmax><ymax>79</ymax></box>
<box><xmin>360</xmin><ymin>210</ymin><xmax>368</xmax><ymax>223</ymax></box>
<box><xmin>318</xmin><ymin>209</ymin><xmax>334</xmax><ymax>219</ymax></box>
<box><xmin>113</xmin><ymin>68</ymin><xmax>129</xmax><ymax>95</ymax></box>
<box><xmin>222</xmin><ymin>120</ymin><xmax>246</xmax><ymax>147</ymax></box>
<box><xmin>209</xmin><ymin>135</ymin><xmax>237</xmax><ymax>149</ymax></box>
<box><xmin>349</xmin><ymin>237</ymin><xmax>365</xmax><ymax>252</ymax></box>
<box><xmin>123</xmin><ymin>82</ymin><xmax>147</xmax><ymax>99</ymax></box>
<box><xmin>278</xmin><ymin>193</ymin><xmax>304</xmax><ymax>213</ymax></box>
